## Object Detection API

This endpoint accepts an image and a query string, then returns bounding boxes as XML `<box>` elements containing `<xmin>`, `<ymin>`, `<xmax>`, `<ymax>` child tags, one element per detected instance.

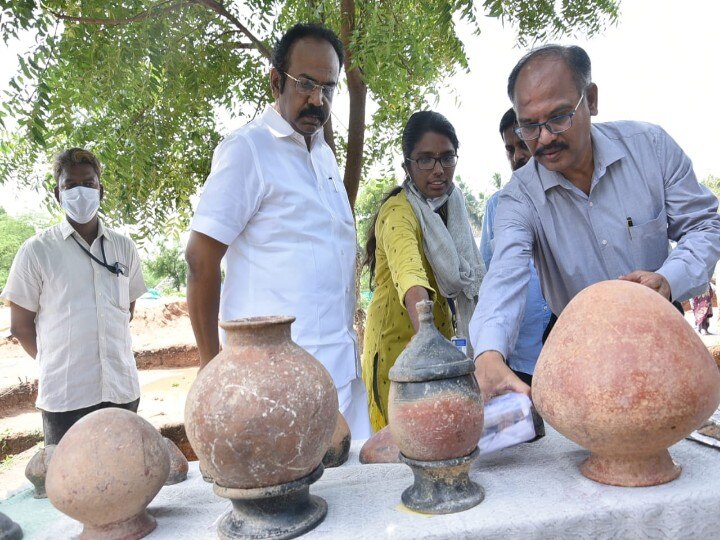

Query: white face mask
<box><xmin>60</xmin><ymin>186</ymin><xmax>100</xmax><ymax>224</ymax></box>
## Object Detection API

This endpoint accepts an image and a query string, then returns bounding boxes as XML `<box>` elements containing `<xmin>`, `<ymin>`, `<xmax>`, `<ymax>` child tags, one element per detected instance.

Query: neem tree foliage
<box><xmin>0</xmin><ymin>1</ymin><xmax>619</xmax><ymax>238</ymax></box>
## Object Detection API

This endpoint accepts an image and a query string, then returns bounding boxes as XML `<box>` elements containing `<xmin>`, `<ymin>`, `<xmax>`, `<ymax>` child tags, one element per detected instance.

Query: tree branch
<box><xmin>51</xmin><ymin>0</ymin><xmax>271</xmax><ymax>61</ymax></box>
<box><xmin>52</xmin><ymin>0</ymin><xmax>188</xmax><ymax>26</ymax></box>
<box><xmin>193</xmin><ymin>0</ymin><xmax>271</xmax><ymax>59</ymax></box>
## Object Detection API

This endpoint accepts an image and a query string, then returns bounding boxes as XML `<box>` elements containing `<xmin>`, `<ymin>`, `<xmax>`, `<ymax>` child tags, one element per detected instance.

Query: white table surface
<box><xmin>2</xmin><ymin>427</ymin><xmax>719</xmax><ymax>539</ymax></box>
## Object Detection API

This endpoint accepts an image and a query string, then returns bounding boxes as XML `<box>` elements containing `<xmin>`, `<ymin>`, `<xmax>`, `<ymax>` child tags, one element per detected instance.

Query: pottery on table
<box><xmin>359</xmin><ymin>425</ymin><xmax>400</xmax><ymax>464</ymax></box>
<box><xmin>163</xmin><ymin>437</ymin><xmax>189</xmax><ymax>485</ymax></box>
<box><xmin>45</xmin><ymin>408</ymin><xmax>170</xmax><ymax>540</ymax></box>
<box><xmin>533</xmin><ymin>280</ymin><xmax>720</xmax><ymax>487</ymax></box>
<box><xmin>24</xmin><ymin>444</ymin><xmax>56</xmax><ymax>498</ymax></box>
<box><xmin>322</xmin><ymin>411</ymin><xmax>351</xmax><ymax>468</ymax></box>
<box><xmin>185</xmin><ymin>316</ymin><xmax>338</xmax><ymax>539</ymax></box>
<box><xmin>388</xmin><ymin>300</ymin><xmax>484</xmax><ymax>514</ymax></box>
<box><xmin>0</xmin><ymin>512</ymin><xmax>23</xmax><ymax>540</ymax></box>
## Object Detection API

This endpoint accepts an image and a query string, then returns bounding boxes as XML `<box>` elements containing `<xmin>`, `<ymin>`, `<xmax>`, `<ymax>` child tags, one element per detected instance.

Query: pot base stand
<box><xmin>399</xmin><ymin>448</ymin><xmax>484</xmax><ymax>514</ymax></box>
<box><xmin>213</xmin><ymin>465</ymin><xmax>327</xmax><ymax>540</ymax></box>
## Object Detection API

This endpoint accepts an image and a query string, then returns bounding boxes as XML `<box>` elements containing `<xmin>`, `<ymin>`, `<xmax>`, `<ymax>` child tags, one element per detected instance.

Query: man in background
<box><xmin>479</xmin><ymin>108</ymin><xmax>551</xmax><ymax>385</ymax></box>
<box><xmin>1</xmin><ymin>148</ymin><xmax>146</xmax><ymax>444</ymax></box>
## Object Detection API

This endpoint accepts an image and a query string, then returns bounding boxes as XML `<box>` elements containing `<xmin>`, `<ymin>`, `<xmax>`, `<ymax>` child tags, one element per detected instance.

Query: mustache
<box><xmin>534</xmin><ymin>142</ymin><xmax>568</xmax><ymax>157</ymax></box>
<box><xmin>299</xmin><ymin>106</ymin><xmax>326</xmax><ymax>122</ymax></box>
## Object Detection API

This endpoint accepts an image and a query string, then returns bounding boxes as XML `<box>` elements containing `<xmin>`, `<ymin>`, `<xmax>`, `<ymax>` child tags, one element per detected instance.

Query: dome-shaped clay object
<box><xmin>46</xmin><ymin>408</ymin><xmax>170</xmax><ymax>539</ymax></box>
<box><xmin>322</xmin><ymin>411</ymin><xmax>351</xmax><ymax>468</ymax></box>
<box><xmin>533</xmin><ymin>280</ymin><xmax>720</xmax><ymax>487</ymax></box>
<box><xmin>163</xmin><ymin>437</ymin><xmax>188</xmax><ymax>485</ymax></box>
<box><xmin>185</xmin><ymin>316</ymin><xmax>338</xmax><ymax>489</ymax></box>
<box><xmin>0</xmin><ymin>511</ymin><xmax>23</xmax><ymax>540</ymax></box>
<box><xmin>25</xmin><ymin>444</ymin><xmax>56</xmax><ymax>498</ymax></box>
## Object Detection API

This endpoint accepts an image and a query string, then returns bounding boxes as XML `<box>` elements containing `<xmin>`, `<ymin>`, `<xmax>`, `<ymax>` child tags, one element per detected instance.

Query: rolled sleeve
<box><xmin>377</xmin><ymin>200</ymin><xmax>435</xmax><ymax>306</ymax></box>
<box><xmin>0</xmin><ymin>241</ymin><xmax>41</xmax><ymax>312</ymax></box>
<box><xmin>655</xmin><ymin>127</ymin><xmax>720</xmax><ymax>301</ymax></box>
<box><xmin>470</xmin><ymin>188</ymin><xmax>533</xmax><ymax>360</ymax></box>
<box><xmin>190</xmin><ymin>133</ymin><xmax>265</xmax><ymax>246</ymax></box>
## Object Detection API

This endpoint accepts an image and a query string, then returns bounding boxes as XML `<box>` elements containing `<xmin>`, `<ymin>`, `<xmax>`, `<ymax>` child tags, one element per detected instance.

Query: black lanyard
<box><xmin>71</xmin><ymin>235</ymin><xmax>127</xmax><ymax>276</ymax></box>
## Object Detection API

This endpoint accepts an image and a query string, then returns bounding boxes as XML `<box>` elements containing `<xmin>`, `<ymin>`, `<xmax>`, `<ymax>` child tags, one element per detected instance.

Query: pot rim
<box><xmin>220</xmin><ymin>315</ymin><xmax>296</xmax><ymax>330</ymax></box>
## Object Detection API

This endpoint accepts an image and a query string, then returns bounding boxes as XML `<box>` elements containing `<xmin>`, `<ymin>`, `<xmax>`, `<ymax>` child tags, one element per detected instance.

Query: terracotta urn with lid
<box><xmin>184</xmin><ymin>316</ymin><xmax>338</xmax><ymax>539</ymax></box>
<box><xmin>388</xmin><ymin>300</ymin><xmax>484</xmax><ymax>514</ymax></box>
<box><xmin>45</xmin><ymin>408</ymin><xmax>170</xmax><ymax>539</ymax></box>
<box><xmin>533</xmin><ymin>280</ymin><xmax>720</xmax><ymax>486</ymax></box>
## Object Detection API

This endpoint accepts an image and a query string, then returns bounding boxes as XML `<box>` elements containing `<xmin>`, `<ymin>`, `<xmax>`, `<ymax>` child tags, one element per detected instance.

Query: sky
<box><xmin>1</xmin><ymin>0</ymin><xmax>719</xmax><ymax>216</ymax></box>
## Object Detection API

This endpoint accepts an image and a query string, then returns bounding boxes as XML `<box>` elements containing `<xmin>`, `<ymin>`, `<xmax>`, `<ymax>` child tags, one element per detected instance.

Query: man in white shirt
<box><xmin>1</xmin><ymin>148</ymin><xmax>146</xmax><ymax>444</ymax></box>
<box><xmin>185</xmin><ymin>23</ymin><xmax>371</xmax><ymax>438</ymax></box>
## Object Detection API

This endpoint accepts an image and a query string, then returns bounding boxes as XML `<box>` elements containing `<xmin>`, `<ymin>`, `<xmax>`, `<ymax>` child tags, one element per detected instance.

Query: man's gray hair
<box><xmin>507</xmin><ymin>44</ymin><xmax>592</xmax><ymax>104</ymax></box>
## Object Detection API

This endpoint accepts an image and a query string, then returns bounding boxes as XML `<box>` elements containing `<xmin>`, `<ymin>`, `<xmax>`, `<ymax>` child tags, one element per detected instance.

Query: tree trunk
<box><xmin>340</xmin><ymin>0</ymin><xmax>365</xmax><ymax>211</ymax></box>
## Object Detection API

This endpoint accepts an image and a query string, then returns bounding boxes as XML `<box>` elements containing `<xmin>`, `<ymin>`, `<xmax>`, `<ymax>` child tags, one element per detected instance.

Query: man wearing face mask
<box><xmin>0</xmin><ymin>148</ymin><xmax>146</xmax><ymax>445</ymax></box>
<box><xmin>185</xmin><ymin>23</ymin><xmax>372</xmax><ymax>438</ymax></box>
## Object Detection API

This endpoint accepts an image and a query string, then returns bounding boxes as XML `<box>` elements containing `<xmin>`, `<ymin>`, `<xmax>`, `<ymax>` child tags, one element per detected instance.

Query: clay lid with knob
<box><xmin>389</xmin><ymin>299</ymin><xmax>475</xmax><ymax>382</ymax></box>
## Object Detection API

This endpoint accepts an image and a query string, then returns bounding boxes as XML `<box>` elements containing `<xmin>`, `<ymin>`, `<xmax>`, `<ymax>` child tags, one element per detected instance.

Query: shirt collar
<box><xmin>537</xmin><ymin>123</ymin><xmax>626</xmax><ymax>193</ymax></box>
<box><xmin>60</xmin><ymin>218</ymin><xmax>106</xmax><ymax>241</ymax></box>
<box><xmin>261</xmin><ymin>104</ymin><xmax>323</xmax><ymax>149</ymax></box>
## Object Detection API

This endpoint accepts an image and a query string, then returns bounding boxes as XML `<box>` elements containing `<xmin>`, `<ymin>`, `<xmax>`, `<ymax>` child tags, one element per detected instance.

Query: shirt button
<box><xmin>589</xmin><ymin>202</ymin><xmax>594</xmax><ymax>207</ymax></box>
<box><xmin>601</xmin><ymin>239</ymin><xmax>608</xmax><ymax>246</ymax></box>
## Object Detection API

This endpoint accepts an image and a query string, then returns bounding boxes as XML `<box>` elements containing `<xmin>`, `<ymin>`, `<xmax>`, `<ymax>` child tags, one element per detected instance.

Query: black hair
<box><xmin>53</xmin><ymin>148</ymin><xmax>101</xmax><ymax>183</ymax></box>
<box><xmin>272</xmin><ymin>23</ymin><xmax>344</xmax><ymax>91</ymax></box>
<box><xmin>499</xmin><ymin>108</ymin><xmax>517</xmax><ymax>138</ymax></box>
<box><xmin>507</xmin><ymin>44</ymin><xmax>592</xmax><ymax>104</ymax></box>
<box><xmin>401</xmin><ymin>111</ymin><xmax>459</xmax><ymax>162</ymax></box>
<box><xmin>363</xmin><ymin>111</ymin><xmax>459</xmax><ymax>287</ymax></box>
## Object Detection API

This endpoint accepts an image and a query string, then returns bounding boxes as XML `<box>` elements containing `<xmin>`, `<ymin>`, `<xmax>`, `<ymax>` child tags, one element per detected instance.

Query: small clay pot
<box><xmin>46</xmin><ymin>408</ymin><xmax>170</xmax><ymax>539</ymax></box>
<box><xmin>322</xmin><ymin>412</ymin><xmax>351</xmax><ymax>468</ymax></box>
<box><xmin>0</xmin><ymin>512</ymin><xmax>23</xmax><ymax>540</ymax></box>
<box><xmin>533</xmin><ymin>280</ymin><xmax>720</xmax><ymax>487</ymax></box>
<box><xmin>25</xmin><ymin>444</ymin><xmax>56</xmax><ymax>498</ymax></box>
<box><xmin>163</xmin><ymin>437</ymin><xmax>189</xmax><ymax>485</ymax></box>
<box><xmin>359</xmin><ymin>426</ymin><xmax>400</xmax><ymax>464</ymax></box>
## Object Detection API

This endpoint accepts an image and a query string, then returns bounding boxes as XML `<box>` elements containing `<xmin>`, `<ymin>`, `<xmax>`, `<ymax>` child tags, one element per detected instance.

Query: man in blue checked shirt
<box><xmin>479</xmin><ymin>108</ymin><xmax>552</xmax><ymax>386</ymax></box>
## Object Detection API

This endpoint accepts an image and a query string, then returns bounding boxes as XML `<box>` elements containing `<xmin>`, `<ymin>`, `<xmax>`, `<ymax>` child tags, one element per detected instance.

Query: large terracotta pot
<box><xmin>185</xmin><ymin>316</ymin><xmax>337</xmax><ymax>488</ymax></box>
<box><xmin>533</xmin><ymin>280</ymin><xmax>720</xmax><ymax>487</ymax></box>
<box><xmin>185</xmin><ymin>316</ymin><xmax>338</xmax><ymax>539</ymax></box>
<box><xmin>45</xmin><ymin>408</ymin><xmax>170</xmax><ymax>539</ymax></box>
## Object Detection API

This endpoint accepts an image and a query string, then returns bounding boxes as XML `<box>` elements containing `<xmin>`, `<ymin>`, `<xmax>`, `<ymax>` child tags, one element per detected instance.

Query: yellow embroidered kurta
<box><xmin>362</xmin><ymin>190</ymin><xmax>453</xmax><ymax>431</ymax></box>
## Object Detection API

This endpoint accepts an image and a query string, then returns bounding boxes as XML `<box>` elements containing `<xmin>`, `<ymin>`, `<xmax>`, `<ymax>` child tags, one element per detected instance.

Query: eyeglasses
<box><xmin>284</xmin><ymin>72</ymin><xmax>335</xmax><ymax>100</ymax></box>
<box><xmin>406</xmin><ymin>155</ymin><xmax>458</xmax><ymax>170</ymax></box>
<box><xmin>514</xmin><ymin>94</ymin><xmax>584</xmax><ymax>141</ymax></box>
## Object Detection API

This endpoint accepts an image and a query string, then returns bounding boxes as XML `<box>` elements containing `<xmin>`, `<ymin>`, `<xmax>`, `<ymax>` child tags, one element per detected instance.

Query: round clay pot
<box><xmin>163</xmin><ymin>437</ymin><xmax>189</xmax><ymax>485</ymax></box>
<box><xmin>322</xmin><ymin>411</ymin><xmax>351</xmax><ymax>468</ymax></box>
<box><xmin>533</xmin><ymin>280</ymin><xmax>720</xmax><ymax>487</ymax></box>
<box><xmin>25</xmin><ymin>444</ymin><xmax>56</xmax><ymax>498</ymax></box>
<box><xmin>185</xmin><ymin>316</ymin><xmax>338</xmax><ymax>489</ymax></box>
<box><xmin>359</xmin><ymin>425</ymin><xmax>400</xmax><ymax>464</ymax></box>
<box><xmin>388</xmin><ymin>301</ymin><xmax>483</xmax><ymax>462</ymax></box>
<box><xmin>46</xmin><ymin>408</ymin><xmax>170</xmax><ymax>539</ymax></box>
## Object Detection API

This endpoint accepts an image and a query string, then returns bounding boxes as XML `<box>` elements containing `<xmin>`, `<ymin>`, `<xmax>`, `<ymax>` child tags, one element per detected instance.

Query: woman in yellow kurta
<box><xmin>362</xmin><ymin>111</ymin><xmax>485</xmax><ymax>431</ymax></box>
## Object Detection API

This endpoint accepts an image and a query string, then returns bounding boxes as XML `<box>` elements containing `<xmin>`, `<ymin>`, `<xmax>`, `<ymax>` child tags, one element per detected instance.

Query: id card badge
<box><xmin>451</xmin><ymin>336</ymin><xmax>467</xmax><ymax>356</ymax></box>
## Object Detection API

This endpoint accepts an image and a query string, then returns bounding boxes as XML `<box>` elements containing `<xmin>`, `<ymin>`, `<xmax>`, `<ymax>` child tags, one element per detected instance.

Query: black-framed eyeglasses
<box><xmin>406</xmin><ymin>155</ymin><xmax>458</xmax><ymax>170</ymax></box>
<box><xmin>283</xmin><ymin>72</ymin><xmax>335</xmax><ymax>100</ymax></box>
<box><xmin>514</xmin><ymin>94</ymin><xmax>584</xmax><ymax>141</ymax></box>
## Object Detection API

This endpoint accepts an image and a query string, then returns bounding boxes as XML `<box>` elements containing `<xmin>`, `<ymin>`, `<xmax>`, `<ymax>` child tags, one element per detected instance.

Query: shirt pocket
<box><xmin>631</xmin><ymin>209</ymin><xmax>670</xmax><ymax>272</ymax></box>
<box><xmin>114</xmin><ymin>275</ymin><xmax>131</xmax><ymax>310</ymax></box>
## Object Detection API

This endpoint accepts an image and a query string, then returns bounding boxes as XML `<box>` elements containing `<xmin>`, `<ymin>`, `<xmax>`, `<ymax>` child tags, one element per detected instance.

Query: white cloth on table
<box><xmin>0</xmin><ymin>220</ymin><xmax>145</xmax><ymax>412</ymax></box>
<box><xmin>17</xmin><ymin>426</ymin><xmax>720</xmax><ymax>539</ymax></box>
<box><xmin>190</xmin><ymin>104</ymin><xmax>369</xmax><ymax>434</ymax></box>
